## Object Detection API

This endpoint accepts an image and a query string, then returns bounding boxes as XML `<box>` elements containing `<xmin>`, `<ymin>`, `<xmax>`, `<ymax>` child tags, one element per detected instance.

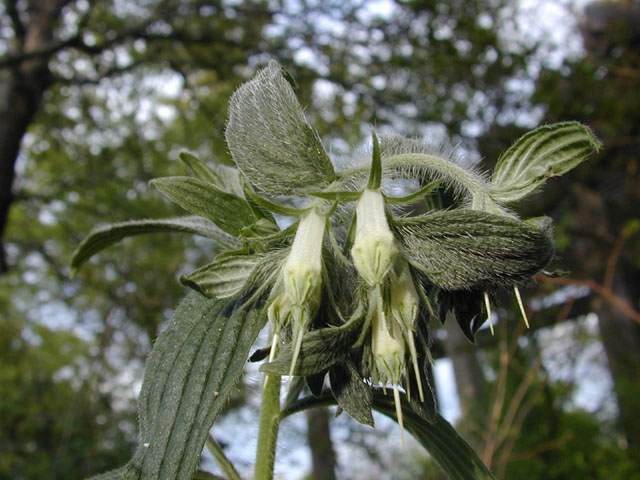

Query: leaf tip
<box><xmin>367</xmin><ymin>128</ymin><xmax>382</xmax><ymax>190</ymax></box>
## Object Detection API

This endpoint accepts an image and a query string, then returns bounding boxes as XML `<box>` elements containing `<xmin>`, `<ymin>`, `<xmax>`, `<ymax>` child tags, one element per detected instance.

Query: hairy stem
<box><xmin>254</xmin><ymin>373</ymin><xmax>282</xmax><ymax>480</ymax></box>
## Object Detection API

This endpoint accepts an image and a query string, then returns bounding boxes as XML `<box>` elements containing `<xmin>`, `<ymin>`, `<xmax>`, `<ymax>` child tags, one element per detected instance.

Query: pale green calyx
<box><xmin>389</xmin><ymin>263</ymin><xmax>419</xmax><ymax>331</ymax></box>
<box><xmin>371</xmin><ymin>305</ymin><xmax>408</xmax><ymax>448</ymax></box>
<box><xmin>351</xmin><ymin>189</ymin><xmax>398</xmax><ymax>286</ymax></box>
<box><xmin>389</xmin><ymin>262</ymin><xmax>425</xmax><ymax>402</ymax></box>
<box><xmin>371</xmin><ymin>310</ymin><xmax>405</xmax><ymax>387</ymax></box>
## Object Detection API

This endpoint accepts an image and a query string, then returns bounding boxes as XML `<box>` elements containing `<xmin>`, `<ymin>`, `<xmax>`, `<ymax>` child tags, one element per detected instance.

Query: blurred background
<box><xmin>1</xmin><ymin>0</ymin><xmax>639</xmax><ymax>479</ymax></box>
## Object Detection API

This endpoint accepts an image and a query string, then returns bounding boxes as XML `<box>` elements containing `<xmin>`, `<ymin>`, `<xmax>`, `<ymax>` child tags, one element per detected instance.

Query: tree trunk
<box><xmin>570</xmin><ymin>185</ymin><xmax>640</xmax><ymax>459</ymax></box>
<box><xmin>0</xmin><ymin>67</ymin><xmax>49</xmax><ymax>271</ymax></box>
<box><xmin>305</xmin><ymin>407</ymin><xmax>337</xmax><ymax>480</ymax></box>
<box><xmin>0</xmin><ymin>0</ymin><xmax>62</xmax><ymax>271</ymax></box>
<box><xmin>595</xmin><ymin>276</ymin><xmax>640</xmax><ymax>458</ymax></box>
<box><xmin>444</xmin><ymin>316</ymin><xmax>487</xmax><ymax>447</ymax></box>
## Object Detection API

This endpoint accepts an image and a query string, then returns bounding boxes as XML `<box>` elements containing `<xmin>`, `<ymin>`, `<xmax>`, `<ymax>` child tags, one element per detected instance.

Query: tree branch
<box><xmin>5</xmin><ymin>0</ymin><xmax>26</xmax><ymax>40</ymax></box>
<box><xmin>538</xmin><ymin>274</ymin><xmax>640</xmax><ymax>325</ymax></box>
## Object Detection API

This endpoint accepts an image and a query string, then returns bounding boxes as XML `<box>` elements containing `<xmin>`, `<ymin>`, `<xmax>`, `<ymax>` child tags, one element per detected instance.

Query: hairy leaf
<box><xmin>282</xmin><ymin>392</ymin><xmax>495</xmax><ymax>480</ymax></box>
<box><xmin>243</xmin><ymin>186</ymin><xmax>309</xmax><ymax>217</ymax></box>
<box><xmin>85</xmin><ymin>466</ymin><xmax>128</xmax><ymax>480</ymax></box>
<box><xmin>179</xmin><ymin>152</ymin><xmax>223</xmax><ymax>185</ymax></box>
<box><xmin>150</xmin><ymin>176</ymin><xmax>257</xmax><ymax>236</ymax></box>
<box><xmin>383</xmin><ymin>178</ymin><xmax>444</xmax><ymax>205</ymax></box>
<box><xmin>193</xmin><ymin>471</ymin><xmax>227</xmax><ymax>480</ymax></box>
<box><xmin>260</xmin><ymin>315</ymin><xmax>362</xmax><ymax>376</ymax></box>
<box><xmin>109</xmin><ymin>293</ymin><xmax>266</xmax><ymax>480</ymax></box>
<box><xmin>71</xmin><ymin>216</ymin><xmax>237</xmax><ymax>276</ymax></box>
<box><xmin>179</xmin><ymin>152</ymin><xmax>246</xmax><ymax>200</ymax></box>
<box><xmin>395</xmin><ymin>210</ymin><xmax>554</xmax><ymax>290</ymax></box>
<box><xmin>329</xmin><ymin>361</ymin><xmax>374</xmax><ymax>426</ymax></box>
<box><xmin>181</xmin><ymin>251</ymin><xmax>259</xmax><ymax>299</ymax></box>
<box><xmin>373</xmin><ymin>392</ymin><xmax>496</xmax><ymax>480</ymax></box>
<box><xmin>226</xmin><ymin>61</ymin><xmax>335</xmax><ymax>195</ymax></box>
<box><xmin>215</xmin><ymin>164</ymin><xmax>246</xmax><ymax>199</ymax></box>
<box><xmin>367</xmin><ymin>130</ymin><xmax>382</xmax><ymax>190</ymax></box>
<box><xmin>490</xmin><ymin>122</ymin><xmax>601</xmax><ymax>202</ymax></box>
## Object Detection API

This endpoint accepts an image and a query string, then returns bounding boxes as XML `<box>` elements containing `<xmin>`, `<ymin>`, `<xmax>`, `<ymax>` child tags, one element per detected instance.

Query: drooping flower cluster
<box><xmin>72</xmin><ymin>61</ymin><xmax>600</xmax><ymax>439</ymax></box>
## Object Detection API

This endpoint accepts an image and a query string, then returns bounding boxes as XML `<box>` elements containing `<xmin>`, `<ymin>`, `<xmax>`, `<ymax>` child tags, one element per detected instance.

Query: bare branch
<box><xmin>5</xmin><ymin>0</ymin><xmax>26</xmax><ymax>40</ymax></box>
<box><xmin>539</xmin><ymin>274</ymin><xmax>640</xmax><ymax>325</ymax></box>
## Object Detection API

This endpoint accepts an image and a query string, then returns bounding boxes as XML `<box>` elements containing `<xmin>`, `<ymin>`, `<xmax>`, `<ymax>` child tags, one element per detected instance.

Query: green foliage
<box><xmin>226</xmin><ymin>61</ymin><xmax>336</xmax><ymax>195</ymax></box>
<box><xmin>490</xmin><ymin>122</ymin><xmax>602</xmax><ymax>203</ymax></box>
<box><xmin>395</xmin><ymin>210</ymin><xmax>554</xmax><ymax>290</ymax></box>
<box><xmin>71</xmin><ymin>216</ymin><xmax>237</xmax><ymax>275</ymax></box>
<box><xmin>504</xmin><ymin>407</ymin><xmax>640</xmax><ymax>480</ymax></box>
<box><xmin>0</xmin><ymin>317</ymin><xmax>134</xmax><ymax>479</ymax></box>
<box><xmin>180</xmin><ymin>251</ymin><xmax>260</xmax><ymax>299</ymax></box>
<box><xmin>150</xmin><ymin>177</ymin><xmax>259</xmax><ymax>237</ymax></box>
<box><xmin>116</xmin><ymin>293</ymin><xmax>266</xmax><ymax>480</ymax></box>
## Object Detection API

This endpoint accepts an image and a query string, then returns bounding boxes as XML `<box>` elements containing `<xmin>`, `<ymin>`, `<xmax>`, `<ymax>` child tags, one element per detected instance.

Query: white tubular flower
<box><xmin>351</xmin><ymin>189</ymin><xmax>398</xmax><ymax>286</ymax></box>
<box><xmin>283</xmin><ymin>209</ymin><xmax>325</xmax><ymax>309</ymax></box>
<box><xmin>269</xmin><ymin>208</ymin><xmax>326</xmax><ymax>375</ymax></box>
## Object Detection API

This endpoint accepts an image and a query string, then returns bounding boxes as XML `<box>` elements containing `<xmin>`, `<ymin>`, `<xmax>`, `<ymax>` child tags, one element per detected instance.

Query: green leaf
<box><xmin>192</xmin><ymin>471</ymin><xmax>227</xmax><ymax>480</ymax></box>
<box><xmin>179</xmin><ymin>152</ymin><xmax>247</xmax><ymax>200</ymax></box>
<box><xmin>383</xmin><ymin>178</ymin><xmax>444</xmax><ymax>205</ymax></box>
<box><xmin>180</xmin><ymin>251</ymin><xmax>259</xmax><ymax>299</ymax></box>
<box><xmin>71</xmin><ymin>216</ymin><xmax>237</xmax><ymax>276</ymax></box>
<box><xmin>115</xmin><ymin>293</ymin><xmax>267</xmax><ymax>480</ymax></box>
<box><xmin>329</xmin><ymin>361</ymin><xmax>374</xmax><ymax>426</ymax></box>
<box><xmin>367</xmin><ymin>129</ymin><xmax>382</xmax><ymax>190</ymax></box>
<box><xmin>179</xmin><ymin>152</ymin><xmax>223</xmax><ymax>185</ymax></box>
<box><xmin>490</xmin><ymin>122</ymin><xmax>601</xmax><ymax>203</ymax></box>
<box><xmin>85</xmin><ymin>466</ymin><xmax>128</xmax><ymax>480</ymax></box>
<box><xmin>373</xmin><ymin>392</ymin><xmax>496</xmax><ymax>480</ymax></box>
<box><xmin>308</xmin><ymin>190</ymin><xmax>362</xmax><ymax>202</ymax></box>
<box><xmin>281</xmin><ymin>391</ymin><xmax>495</xmax><ymax>480</ymax></box>
<box><xmin>226</xmin><ymin>61</ymin><xmax>336</xmax><ymax>195</ymax></box>
<box><xmin>337</xmin><ymin>133</ymin><xmax>502</xmax><ymax>214</ymax></box>
<box><xmin>205</xmin><ymin>435</ymin><xmax>242</xmax><ymax>480</ymax></box>
<box><xmin>260</xmin><ymin>314</ymin><xmax>363</xmax><ymax>376</ymax></box>
<box><xmin>395</xmin><ymin>210</ymin><xmax>554</xmax><ymax>290</ymax></box>
<box><xmin>215</xmin><ymin>164</ymin><xmax>246</xmax><ymax>199</ymax></box>
<box><xmin>243</xmin><ymin>186</ymin><xmax>309</xmax><ymax>217</ymax></box>
<box><xmin>150</xmin><ymin>176</ymin><xmax>258</xmax><ymax>236</ymax></box>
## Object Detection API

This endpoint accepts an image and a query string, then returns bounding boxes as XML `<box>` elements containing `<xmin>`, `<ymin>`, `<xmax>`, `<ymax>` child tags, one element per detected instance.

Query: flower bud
<box><xmin>351</xmin><ymin>189</ymin><xmax>398</xmax><ymax>286</ymax></box>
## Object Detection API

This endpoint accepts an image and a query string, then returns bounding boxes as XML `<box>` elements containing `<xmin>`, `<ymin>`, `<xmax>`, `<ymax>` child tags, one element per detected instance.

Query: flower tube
<box><xmin>351</xmin><ymin>188</ymin><xmax>398</xmax><ymax>286</ymax></box>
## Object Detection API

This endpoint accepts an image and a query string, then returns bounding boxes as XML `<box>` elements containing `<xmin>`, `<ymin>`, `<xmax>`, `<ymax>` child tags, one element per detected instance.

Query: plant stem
<box><xmin>205</xmin><ymin>434</ymin><xmax>242</xmax><ymax>480</ymax></box>
<box><xmin>254</xmin><ymin>373</ymin><xmax>282</xmax><ymax>480</ymax></box>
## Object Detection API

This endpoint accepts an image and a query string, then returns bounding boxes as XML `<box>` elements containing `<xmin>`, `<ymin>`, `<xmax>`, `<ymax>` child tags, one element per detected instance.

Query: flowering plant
<box><xmin>73</xmin><ymin>61</ymin><xmax>600</xmax><ymax>480</ymax></box>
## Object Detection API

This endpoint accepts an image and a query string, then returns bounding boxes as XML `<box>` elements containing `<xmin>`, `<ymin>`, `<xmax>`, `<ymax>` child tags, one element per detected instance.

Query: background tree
<box><xmin>0</xmin><ymin>0</ymin><xmax>272</xmax><ymax>271</ymax></box>
<box><xmin>2</xmin><ymin>0</ymin><xmax>639</xmax><ymax>478</ymax></box>
<box><xmin>527</xmin><ymin>0</ymin><xmax>640</xmax><ymax>459</ymax></box>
